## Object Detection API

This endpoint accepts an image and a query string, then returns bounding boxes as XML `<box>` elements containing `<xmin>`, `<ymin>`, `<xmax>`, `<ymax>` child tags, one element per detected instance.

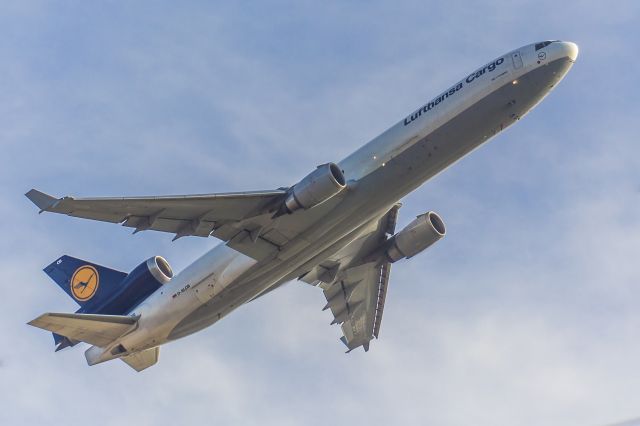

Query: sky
<box><xmin>1</xmin><ymin>1</ymin><xmax>640</xmax><ymax>425</ymax></box>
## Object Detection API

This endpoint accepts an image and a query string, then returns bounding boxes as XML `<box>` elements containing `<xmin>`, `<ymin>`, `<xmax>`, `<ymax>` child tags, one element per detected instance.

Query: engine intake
<box><xmin>283</xmin><ymin>163</ymin><xmax>346</xmax><ymax>214</ymax></box>
<box><xmin>79</xmin><ymin>256</ymin><xmax>173</xmax><ymax>316</ymax></box>
<box><xmin>386</xmin><ymin>211</ymin><xmax>446</xmax><ymax>263</ymax></box>
<box><xmin>146</xmin><ymin>256</ymin><xmax>173</xmax><ymax>284</ymax></box>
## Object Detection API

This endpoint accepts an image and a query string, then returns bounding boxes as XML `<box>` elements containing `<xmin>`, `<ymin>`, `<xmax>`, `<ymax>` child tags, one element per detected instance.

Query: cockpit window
<box><xmin>535</xmin><ymin>41</ymin><xmax>553</xmax><ymax>51</ymax></box>
<box><xmin>535</xmin><ymin>40</ymin><xmax>561</xmax><ymax>51</ymax></box>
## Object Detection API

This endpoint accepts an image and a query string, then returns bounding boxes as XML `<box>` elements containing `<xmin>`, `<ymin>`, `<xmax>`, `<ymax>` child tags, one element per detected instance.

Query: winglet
<box><xmin>25</xmin><ymin>189</ymin><xmax>58</xmax><ymax>213</ymax></box>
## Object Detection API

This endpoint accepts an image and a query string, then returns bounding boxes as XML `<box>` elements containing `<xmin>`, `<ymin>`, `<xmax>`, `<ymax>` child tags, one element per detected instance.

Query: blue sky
<box><xmin>2</xmin><ymin>1</ymin><xmax>640</xmax><ymax>425</ymax></box>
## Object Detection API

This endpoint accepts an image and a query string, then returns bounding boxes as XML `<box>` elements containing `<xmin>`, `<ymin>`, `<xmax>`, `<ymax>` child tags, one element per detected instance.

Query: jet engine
<box><xmin>126</xmin><ymin>256</ymin><xmax>174</xmax><ymax>286</ymax></box>
<box><xmin>282</xmin><ymin>163</ymin><xmax>346</xmax><ymax>214</ymax></box>
<box><xmin>79</xmin><ymin>256</ymin><xmax>174</xmax><ymax>315</ymax></box>
<box><xmin>386</xmin><ymin>211</ymin><xmax>446</xmax><ymax>263</ymax></box>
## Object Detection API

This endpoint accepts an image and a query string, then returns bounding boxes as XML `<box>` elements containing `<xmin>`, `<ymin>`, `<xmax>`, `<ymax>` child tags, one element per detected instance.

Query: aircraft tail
<box><xmin>37</xmin><ymin>254</ymin><xmax>169</xmax><ymax>353</ymax></box>
<box><xmin>43</xmin><ymin>255</ymin><xmax>128</xmax><ymax>350</ymax></box>
<box><xmin>43</xmin><ymin>255</ymin><xmax>128</xmax><ymax>310</ymax></box>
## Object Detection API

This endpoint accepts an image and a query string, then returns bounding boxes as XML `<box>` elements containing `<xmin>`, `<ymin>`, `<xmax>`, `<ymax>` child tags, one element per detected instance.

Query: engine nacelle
<box><xmin>283</xmin><ymin>163</ymin><xmax>346</xmax><ymax>214</ymax></box>
<box><xmin>84</xmin><ymin>256</ymin><xmax>173</xmax><ymax>315</ymax></box>
<box><xmin>138</xmin><ymin>256</ymin><xmax>173</xmax><ymax>284</ymax></box>
<box><xmin>122</xmin><ymin>256</ymin><xmax>174</xmax><ymax>288</ymax></box>
<box><xmin>386</xmin><ymin>211</ymin><xmax>446</xmax><ymax>263</ymax></box>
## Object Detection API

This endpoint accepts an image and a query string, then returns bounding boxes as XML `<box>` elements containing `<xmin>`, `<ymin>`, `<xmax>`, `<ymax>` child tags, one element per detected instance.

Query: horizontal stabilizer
<box><xmin>28</xmin><ymin>313</ymin><xmax>138</xmax><ymax>347</ymax></box>
<box><xmin>121</xmin><ymin>347</ymin><xmax>159</xmax><ymax>372</ymax></box>
<box><xmin>25</xmin><ymin>189</ymin><xmax>58</xmax><ymax>212</ymax></box>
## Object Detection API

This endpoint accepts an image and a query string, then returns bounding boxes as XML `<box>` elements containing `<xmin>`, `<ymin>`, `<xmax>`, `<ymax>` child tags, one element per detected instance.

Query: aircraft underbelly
<box><xmin>167</xmin><ymin>57</ymin><xmax>572</xmax><ymax>341</ymax></box>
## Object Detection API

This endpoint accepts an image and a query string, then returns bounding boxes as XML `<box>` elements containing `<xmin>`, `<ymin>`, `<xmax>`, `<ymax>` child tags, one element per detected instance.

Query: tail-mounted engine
<box><xmin>140</xmin><ymin>256</ymin><xmax>173</xmax><ymax>285</ymax></box>
<box><xmin>79</xmin><ymin>256</ymin><xmax>173</xmax><ymax>315</ymax></box>
<box><xmin>279</xmin><ymin>163</ymin><xmax>346</xmax><ymax>215</ymax></box>
<box><xmin>386</xmin><ymin>211</ymin><xmax>446</xmax><ymax>262</ymax></box>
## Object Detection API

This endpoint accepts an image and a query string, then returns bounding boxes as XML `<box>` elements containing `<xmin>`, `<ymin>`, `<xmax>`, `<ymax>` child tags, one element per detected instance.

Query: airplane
<box><xmin>26</xmin><ymin>40</ymin><xmax>578</xmax><ymax>371</ymax></box>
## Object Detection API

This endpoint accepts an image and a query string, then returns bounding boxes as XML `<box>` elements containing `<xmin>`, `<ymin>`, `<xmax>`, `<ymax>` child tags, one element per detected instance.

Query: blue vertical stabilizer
<box><xmin>43</xmin><ymin>255</ymin><xmax>128</xmax><ymax>312</ymax></box>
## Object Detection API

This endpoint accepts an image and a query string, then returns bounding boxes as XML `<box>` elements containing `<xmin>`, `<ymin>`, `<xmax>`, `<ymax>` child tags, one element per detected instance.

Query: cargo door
<box><xmin>194</xmin><ymin>277</ymin><xmax>218</xmax><ymax>303</ymax></box>
<box><xmin>511</xmin><ymin>51</ymin><xmax>523</xmax><ymax>69</ymax></box>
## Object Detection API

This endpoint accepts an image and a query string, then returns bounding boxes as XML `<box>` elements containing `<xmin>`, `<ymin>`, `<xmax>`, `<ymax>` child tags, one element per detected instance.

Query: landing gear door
<box><xmin>511</xmin><ymin>51</ymin><xmax>523</xmax><ymax>69</ymax></box>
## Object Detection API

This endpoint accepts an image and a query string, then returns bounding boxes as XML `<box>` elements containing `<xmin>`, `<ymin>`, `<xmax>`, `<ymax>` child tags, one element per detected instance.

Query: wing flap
<box><xmin>373</xmin><ymin>261</ymin><xmax>392</xmax><ymax>338</ymax></box>
<box><xmin>324</xmin><ymin>262</ymin><xmax>384</xmax><ymax>351</ymax></box>
<box><xmin>28</xmin><ymin>313</ymin><xmax>137</xmax><ymax>347</ymax></box>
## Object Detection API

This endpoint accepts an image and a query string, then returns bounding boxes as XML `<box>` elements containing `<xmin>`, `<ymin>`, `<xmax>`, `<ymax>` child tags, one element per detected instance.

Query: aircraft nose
<box><xmin>558</xmin><ymin>41</ymin><xmax>579</xmax><ymax>61</ymax></box>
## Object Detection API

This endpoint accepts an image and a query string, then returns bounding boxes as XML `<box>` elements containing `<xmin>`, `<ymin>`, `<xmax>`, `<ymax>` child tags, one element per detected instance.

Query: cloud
<box><xmin>607</xmin><ymin>419</ymin><xmax>640</xmax><ymax>426</ymax></box>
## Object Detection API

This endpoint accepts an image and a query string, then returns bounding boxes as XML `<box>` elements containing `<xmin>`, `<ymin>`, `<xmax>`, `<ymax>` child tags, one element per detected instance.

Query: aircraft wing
<box><xmin>300</xmin><ymin>204</ymin><xmax>400</xmax><ymax>352</ymax></box>
<box><xmin>26</xmin><ymin>188</ymin><xmax>290</xmax><ymax>259</ymax></box>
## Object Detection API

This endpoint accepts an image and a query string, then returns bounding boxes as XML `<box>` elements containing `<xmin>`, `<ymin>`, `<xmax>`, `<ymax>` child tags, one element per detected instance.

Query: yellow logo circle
<box><xmin>70</xmin><ymin>265</ymin><xmax>99</xmax><ymax>301</ymax></box>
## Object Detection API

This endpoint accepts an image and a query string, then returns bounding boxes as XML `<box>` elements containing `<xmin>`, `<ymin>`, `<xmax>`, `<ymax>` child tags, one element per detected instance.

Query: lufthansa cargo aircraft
<box><xmin>27</xmin><ymin>41</ymin><xmax>578</xmax><ymax>371</ymax></box>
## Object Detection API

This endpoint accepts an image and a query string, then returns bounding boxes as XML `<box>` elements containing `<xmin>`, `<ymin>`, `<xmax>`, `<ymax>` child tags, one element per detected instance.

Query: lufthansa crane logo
<box><xmin>70</xmin><ymin>265</ymin><xmax>99</xmax><ymax>301</ymax></box>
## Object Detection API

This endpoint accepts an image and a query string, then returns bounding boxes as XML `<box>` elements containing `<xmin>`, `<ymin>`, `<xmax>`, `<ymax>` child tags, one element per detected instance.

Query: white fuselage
<box><xmin>86</xmin><ymin>41</ymin><xmax>578</xmax><ymax>365</ymax></box>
